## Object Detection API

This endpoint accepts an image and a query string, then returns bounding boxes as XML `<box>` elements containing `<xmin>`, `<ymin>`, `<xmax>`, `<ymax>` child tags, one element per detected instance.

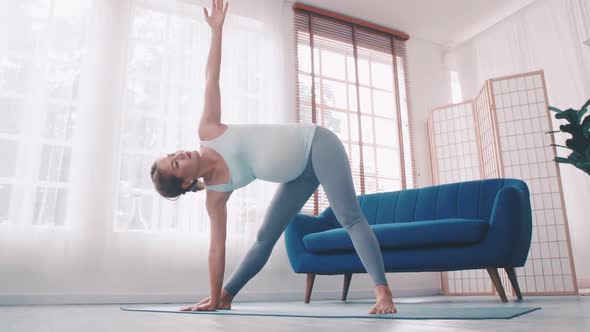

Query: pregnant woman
<box><xmin>149</xmin><ymin>0</ymin><xmax>396</xmax><ymax>315</ymax></box>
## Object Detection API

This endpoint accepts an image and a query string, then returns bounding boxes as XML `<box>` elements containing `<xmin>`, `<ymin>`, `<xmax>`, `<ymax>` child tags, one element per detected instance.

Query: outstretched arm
<box><xmin>199</xmin><ymin>0</ymin><xmax>229</xmax><ymax>138</ymax></box>
<box><xmin>180</xmin><ymin>190</ymin><xmax>233</xmax><ymax>312</ymax></box>
<box><xmin>194</xmin><ymin>192</ymin><xmax>231</xmax><ymax>311</ymax></box>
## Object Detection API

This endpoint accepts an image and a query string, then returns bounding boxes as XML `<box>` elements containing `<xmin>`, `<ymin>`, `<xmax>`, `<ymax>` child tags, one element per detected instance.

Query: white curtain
<box><xmin>444</xmin><ymin>0</ymin><xmax>590</xmax><ymax>282</ymax></box>
<box><xmin>0</xmin><ymin>0</ymin><xmax>300</xmax><ymax>304</ymax></box>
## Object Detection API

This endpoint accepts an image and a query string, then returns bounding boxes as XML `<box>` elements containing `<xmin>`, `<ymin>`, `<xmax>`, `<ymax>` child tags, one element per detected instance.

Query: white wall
<box><xmin>406</xmin><ymin>38</ymin><xmax>454</xmax><ymax>189</ymax></box>
<box><xmin>445</xmin><ymin>0</ymin><xmax>590</xmax><ymax>287</ymax></box>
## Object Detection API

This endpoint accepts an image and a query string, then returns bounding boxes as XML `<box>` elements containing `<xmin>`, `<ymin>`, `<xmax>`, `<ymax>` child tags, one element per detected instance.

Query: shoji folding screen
<box><xmin>428</xmin><ymin>70</ymin><xmax>578</xmax><ymax>297</ymax></box>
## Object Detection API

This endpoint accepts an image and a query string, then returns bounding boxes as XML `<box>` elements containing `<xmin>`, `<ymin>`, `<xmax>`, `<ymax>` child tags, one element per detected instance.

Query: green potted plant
<box><xmin>546</xmin><ymin>99</ymin><xmax>590</xmax><ymax>175</ymax></box>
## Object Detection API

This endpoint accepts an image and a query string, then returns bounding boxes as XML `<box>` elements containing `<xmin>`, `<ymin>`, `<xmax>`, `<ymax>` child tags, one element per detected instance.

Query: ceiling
<box><xmin>290</xmin><ymin>0</ymin><xmax>536</xmax><ymax>48</ymax></box>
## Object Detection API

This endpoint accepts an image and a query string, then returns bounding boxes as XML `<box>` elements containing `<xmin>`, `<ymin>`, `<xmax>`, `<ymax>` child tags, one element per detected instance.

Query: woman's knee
<box><xmin>339</xmin><ymin>217</ymin><xmax>363</xmax><ymax>229</ymax></box>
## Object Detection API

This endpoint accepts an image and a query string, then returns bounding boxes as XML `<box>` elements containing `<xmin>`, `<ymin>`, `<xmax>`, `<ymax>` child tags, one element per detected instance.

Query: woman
<box><xmin>150</xmin><ymin>0</ymin><xmax>396</xmax><ymax>315</ymax></box>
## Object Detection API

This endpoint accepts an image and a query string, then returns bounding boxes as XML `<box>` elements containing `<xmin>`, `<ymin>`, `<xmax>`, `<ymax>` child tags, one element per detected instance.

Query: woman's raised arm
<box><xmin>199</xmin><ymin>0</ymin><xmax>229</xmax><ymax>138</ymax></box>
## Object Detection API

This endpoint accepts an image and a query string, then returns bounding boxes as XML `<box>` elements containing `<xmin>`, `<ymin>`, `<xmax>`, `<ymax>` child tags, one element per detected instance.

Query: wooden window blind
<box><xmin>293</xmin><ymin>3</ymin><xmax>416</xmax><ymax>215</ymax></box>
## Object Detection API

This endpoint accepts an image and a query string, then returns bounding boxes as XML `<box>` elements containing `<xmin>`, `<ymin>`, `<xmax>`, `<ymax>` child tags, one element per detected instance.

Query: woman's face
<box><xmin>156</xmin><ymin>150</ymin><xmax>200</xmax><ymax>183</ymax></box>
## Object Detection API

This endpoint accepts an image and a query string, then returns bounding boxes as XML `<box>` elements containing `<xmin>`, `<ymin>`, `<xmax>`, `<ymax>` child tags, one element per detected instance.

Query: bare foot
<box><xmin>218</xmin><ymin>289</ymin><xmax>234</xmax><ymax>310</ymax></box>
<box><xmin>216</xmin><ymin>298</ymin><xmax>232</xmax><ymax>310</ymax></box>
<box><xmin>369</xmin><ymin>285</ymin><xmax>397</xmax><ymax>315</ymax></box>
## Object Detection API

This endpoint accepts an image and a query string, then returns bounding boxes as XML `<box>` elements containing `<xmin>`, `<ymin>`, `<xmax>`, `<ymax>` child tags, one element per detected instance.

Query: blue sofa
<box><xmin>284</xmin><ymin>178</ymin><xmax>532</xmax><ymax>303</ymax></box>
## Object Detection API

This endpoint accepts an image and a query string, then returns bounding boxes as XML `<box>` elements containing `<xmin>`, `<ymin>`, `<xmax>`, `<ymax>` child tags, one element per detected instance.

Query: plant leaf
<box><xmin>560</xmin><ymin>124</ymin><xmax>576</xmax><ymax>134</ymax></box>
<box><xmin>548</xmin><ymin>106</ymin><xmax>563</xmax><ymax>113</ymax></box>
<box><xmin>574</xmin><ymin>161</ymin><xmax>590</xmax><ymax>170</ymax></box>
<box><xmin>583</xmin><ymin>121</ymin><xmax>590</xmax><ymax>139</ymax></box>
<box><xmin>555</xmin><ymin>156</ymin><xmax>573</xmax><ymax>164</ymax></box>
<box><xmin>570</xmin><ymin>151</ymin><xmax>584</xmax><ymax>162</ymax></box>
<box><xmin>555</xmin><ymin>109</ymin><xmax>578</xmax><ymax>123</ymax></box>
<box><xmin>579</xmin><ymin>106</ymin><xmax>588</xmax><ymax>124</ymax></box>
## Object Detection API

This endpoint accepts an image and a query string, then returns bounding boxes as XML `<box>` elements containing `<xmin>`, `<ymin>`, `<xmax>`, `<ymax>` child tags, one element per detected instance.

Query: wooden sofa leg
<box><xmin>305</xmin><ymin>273</ymin><xmax>315</xmax><ymax>304</ymax></box>
<box><xmin>341</xmin><ymin>273</ymin><xmax>352</xmax><ymax>301</ymax></box>
<box><xmin>505</xmin><ymin>267</ymin><xmax>523</xmax><ymax>300</ymax></box>
<box><xmin>486</xmin><ymin>267</ymin><xmax>508</xmax><ymax>303</ymax></box>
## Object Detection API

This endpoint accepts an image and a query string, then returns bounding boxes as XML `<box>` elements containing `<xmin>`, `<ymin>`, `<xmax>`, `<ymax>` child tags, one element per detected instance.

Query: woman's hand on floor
<box><xmin>180</xmin><ymin>295</ymin><xmax>232</xmax><ymax>311</ymax></box>
<box><xmin>180</xmin><ymin>299</ymin><xmax>218</xmax><ymax>312</ymax></box>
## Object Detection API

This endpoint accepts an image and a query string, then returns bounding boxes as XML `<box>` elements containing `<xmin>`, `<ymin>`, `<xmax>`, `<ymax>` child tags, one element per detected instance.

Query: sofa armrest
<box><xmin>284</xmin><ymin>213</ymin><xmax>339</xmax><ymax>273</ymax></box>
<box><xmin>485</xmin><ymin>185</ymin><xmax>533</xmax><ymax>266</ymax></box>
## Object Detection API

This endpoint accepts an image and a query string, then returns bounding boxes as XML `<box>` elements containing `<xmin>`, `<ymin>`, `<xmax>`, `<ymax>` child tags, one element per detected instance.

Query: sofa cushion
<box><xmin>302</xmin><ymin>219</ymin><xmax>489</xmax><ymax>253</ymax></box>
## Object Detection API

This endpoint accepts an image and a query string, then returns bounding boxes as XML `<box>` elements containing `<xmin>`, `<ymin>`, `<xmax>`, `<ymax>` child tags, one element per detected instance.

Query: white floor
<box><xmin>1</xmin><ymin>295</ymin><xmax>589</xmax><ymax>332</ymax></box>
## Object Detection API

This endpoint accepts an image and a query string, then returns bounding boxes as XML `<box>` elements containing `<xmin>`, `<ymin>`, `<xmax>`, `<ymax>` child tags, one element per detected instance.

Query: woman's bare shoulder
<box><xmin>199</xmin><ymin>123</ymin><xmax>228</xmax><ymax>141</ymax></box>
<box><xmin>205</xmin><ymin>189</ymin><xmax>233</xmax><ymax>207</ymax></box>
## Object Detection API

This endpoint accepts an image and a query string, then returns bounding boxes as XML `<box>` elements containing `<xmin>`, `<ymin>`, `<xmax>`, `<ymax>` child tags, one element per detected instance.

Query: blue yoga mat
<box><xmin>121</xmin><ymin>303</ymin><xmax>541</xmax><ymax>320</ymax></box>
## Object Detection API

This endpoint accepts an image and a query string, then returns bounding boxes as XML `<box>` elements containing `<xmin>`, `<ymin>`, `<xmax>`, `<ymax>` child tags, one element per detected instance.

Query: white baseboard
<box><xmin>0</xmin><ymin>288</ymin><xmax>441</xmax><ymax>306</ymax></box>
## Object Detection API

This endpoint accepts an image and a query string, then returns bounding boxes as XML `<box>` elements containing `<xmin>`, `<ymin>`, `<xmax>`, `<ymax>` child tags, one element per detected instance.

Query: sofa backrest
<box><xmin>318</xmin><ymin>178</ymin><xmax>529</xmax><ymax>225</ymax></box>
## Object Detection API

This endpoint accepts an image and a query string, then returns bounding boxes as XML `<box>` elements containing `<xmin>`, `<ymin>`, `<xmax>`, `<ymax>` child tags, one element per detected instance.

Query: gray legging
<box><xmin>223</xmin><ymin>126</ymin><xmax>388</xmax><ymax>296</ymax></box>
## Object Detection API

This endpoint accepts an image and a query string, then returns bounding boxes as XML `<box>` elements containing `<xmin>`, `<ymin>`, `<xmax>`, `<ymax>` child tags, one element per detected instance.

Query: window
<box><xmin>0</xmin><ymin>0</ymin><xmax>91</xmax><ymax>227</ymax></box>
<box><xmin>294</xmin><ymin>4</ymin><xmax>416</xmax><ymax>214</ymax></box>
